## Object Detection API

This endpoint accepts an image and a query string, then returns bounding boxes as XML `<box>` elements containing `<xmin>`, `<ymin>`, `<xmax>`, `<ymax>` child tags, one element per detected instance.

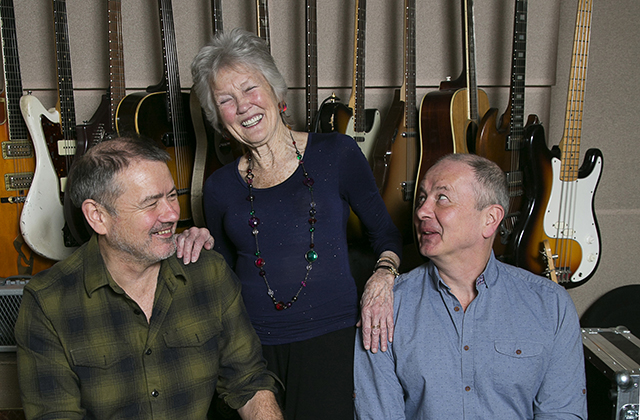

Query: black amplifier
<box><xmin>0</xmin><ymin>280</ymin><xmax>27</xmax><ymax>352</ymax></box>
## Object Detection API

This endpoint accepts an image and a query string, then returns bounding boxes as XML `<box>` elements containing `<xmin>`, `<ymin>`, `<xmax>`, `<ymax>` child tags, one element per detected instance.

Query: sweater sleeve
<box><xmin>336</xmin><ymin>134</ymin><xmax>403</xmax><ymax>258</ymax></box>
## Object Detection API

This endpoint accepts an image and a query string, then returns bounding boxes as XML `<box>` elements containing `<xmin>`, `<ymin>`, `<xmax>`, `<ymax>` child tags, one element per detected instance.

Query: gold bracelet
<box><xmin>374</xmin><ymin>264</ymin><xmax>400</xmax><ymax>279</ymax></box>
<box><xmin>376</xmin><ymin>257</ymin><xmax>398</xmax><ymax>270</ymax></box>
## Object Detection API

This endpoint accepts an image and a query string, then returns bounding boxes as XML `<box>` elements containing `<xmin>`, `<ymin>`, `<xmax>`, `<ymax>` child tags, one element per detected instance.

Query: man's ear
<box><xmin>82</xmin><ymin>199</ymin><xmax>109</xmax><ymax>235</ymax></box>
<box><xmin>482</xmin><ymin>204</ymin><xmax>505</xmax><ymax>239</ymax></box>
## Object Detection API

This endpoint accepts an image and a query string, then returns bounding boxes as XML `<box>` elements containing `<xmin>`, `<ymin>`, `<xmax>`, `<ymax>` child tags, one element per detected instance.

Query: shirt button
<box><xmin>134</xmin><ymin>309</ymin><xmax>142</xmax><ymax>315</ymax></box>
<box><xmin>151</xmin><ymin>390</ymin><xmax>159</xmax><ymax>398</ymax></box>
<box><xmin>516</xmin><ymin>349</ymin><xmax>522</xmax><ymax>355</ymax></box>
<box><xmin>454</xmin><ymin>306</ymin><xmax>460</xmax><ymax>312</ymax></box>
<box><xmin>464</xmin><ymin>345</ymin><xmax>469</xmax><ymax>351</ymax></box>
<box><xmin>145</xmin><ymin>348</ymin><xmax>152</xmax><ymax>355</ymax></box>
<box><xmin>465</xmin><ymin>386</ymin><xmax>471</xmax><ymax>392</ymax></box>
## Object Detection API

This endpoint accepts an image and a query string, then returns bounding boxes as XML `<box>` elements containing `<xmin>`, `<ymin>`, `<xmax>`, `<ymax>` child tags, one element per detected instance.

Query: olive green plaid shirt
<box><xmin>15</xmin><ymin>234</ymin><xmax>278</xmax><ymax>419</ymax></box>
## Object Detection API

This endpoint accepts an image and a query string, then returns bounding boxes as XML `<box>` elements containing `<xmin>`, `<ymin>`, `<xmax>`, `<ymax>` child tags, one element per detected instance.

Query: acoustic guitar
<box><xmin>19</xmin><ymin>0</ymin><xmax>80</xmax><ymax>261</ymax></box>
<box><xmin>418</xmin><ymin>0</ymin><xmax>489</xmax><ymax>182</ymax></box>
<box><xmin>513</xmin><ymin>0</ymin><xmax>602</xmax><ymax>287</ymax></box>
<box><xmin>63</xmin><ymin>0</ymin><xmax>128</xmax><ymax>244</ymax></box>
<box><xmin>474</xmin><ymin>0</ymin><xmax>537</xmax><ymax>261</ymax></box>
<box><xmin>117</xmin><ymin>0</ymin><xmax>196</xmax><ymax>229</ymax></box>
<box><xmin>371</xmin><ymin>0</ymin><xmax>420</xmax><ymax>252</ymax></box>
<box><xmin>317</xmin><ymin>0</ymin><xmax>380</xmax><ymax>163</ymax></box>
<box><xmin>0</xmin><ymin>0</ymin><xmax>54</xmax><ymax>276</ymax></box>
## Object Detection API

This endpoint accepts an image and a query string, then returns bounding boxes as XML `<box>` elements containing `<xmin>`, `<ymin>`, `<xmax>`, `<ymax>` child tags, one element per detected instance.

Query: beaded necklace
<box><xmin>245</xmin><ymin>131</ymin><xmax>318</xmax><ymax>311</ymax></box>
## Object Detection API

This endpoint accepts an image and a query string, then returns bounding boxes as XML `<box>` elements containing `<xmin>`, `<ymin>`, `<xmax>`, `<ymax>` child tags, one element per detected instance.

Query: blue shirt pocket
<box><xmin>492</xmin><ymin>340</ymin><xmax>545</xmax><ymax>397</ymax></box>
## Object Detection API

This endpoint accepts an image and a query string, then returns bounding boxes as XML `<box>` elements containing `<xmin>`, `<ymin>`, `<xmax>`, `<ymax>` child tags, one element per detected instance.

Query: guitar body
<box><xmin>19</xmin><ymin>94</ymin><xmax>77</xmax><ymax>261</ymax></box>
<box><xmin>317</xmin><ymin>100</ymin><xmax>381</xmax><ymax>162</ymax></box>
<box><xmin>417</xmin><ymin>90</ymin><xmax>456</xmax><ymax>182</ymax></box>
<box><xmin>476</xmin><ymin>110</ymin><xmax>539</xmax><ymax>260</ymax></box>
<box><xmin>513</xmin><ymin>123</ymin><xmax>603</xmax><ymax>287</ymax></box>
<box><xmin>373</xmin><ymin>89</ymin><xmax>418</xmax><ymax>245</ymax></box>
<box><xmin>449</xmin><ymin>87</ymin><xmax>489</xmax><ymax>154</ymax></box>
<box><xmin>0</xmin><ymin>111</ymin><xmax>54</xmax><ymax>277</ymax></box>
<box><xmin>116</xmin><ymin>91</ymin><xmax>196</xmax><ymax>227</ymax></box>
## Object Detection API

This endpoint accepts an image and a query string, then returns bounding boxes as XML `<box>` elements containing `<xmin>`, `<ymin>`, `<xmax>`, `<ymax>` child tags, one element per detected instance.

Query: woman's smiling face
<box><xmin>212</xmin><ymin>65</ymin><xmax>281</xmax><ymax>149</ymax></box>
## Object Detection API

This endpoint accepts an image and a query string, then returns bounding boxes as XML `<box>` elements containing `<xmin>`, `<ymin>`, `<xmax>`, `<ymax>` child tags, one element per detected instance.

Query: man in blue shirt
<box><xmin>354</xmin><ymin>153</ymin><xmax>587</xmax><ymax>419</ymax></box>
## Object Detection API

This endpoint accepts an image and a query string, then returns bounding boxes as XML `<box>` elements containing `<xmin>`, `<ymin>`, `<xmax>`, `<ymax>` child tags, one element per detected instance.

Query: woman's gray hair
<box><xmin>191</xmin><ymin>27</ymin><xmax>288</xmax><ymax>131</ymax></box>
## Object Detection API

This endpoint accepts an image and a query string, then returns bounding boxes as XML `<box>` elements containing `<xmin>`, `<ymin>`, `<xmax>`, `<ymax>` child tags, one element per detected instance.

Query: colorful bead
<box><xmin>305</xmin><ymin>250</ymin><xmax>318</xmax><ymax>262</ymax></box>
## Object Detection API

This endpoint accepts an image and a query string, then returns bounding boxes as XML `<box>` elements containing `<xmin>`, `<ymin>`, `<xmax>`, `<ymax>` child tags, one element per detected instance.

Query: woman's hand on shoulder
<box><xmin>175</xmin><ymin>227</ymin><xmax>215</xmax><ymax>264</ymax></box>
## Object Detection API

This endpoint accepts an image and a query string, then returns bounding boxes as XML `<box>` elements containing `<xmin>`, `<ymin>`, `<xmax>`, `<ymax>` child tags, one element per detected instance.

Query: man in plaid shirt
<box><xmin>15</xmin><ymin>136</ymin><xmax>283</xmax><ymax>419</ymax></box>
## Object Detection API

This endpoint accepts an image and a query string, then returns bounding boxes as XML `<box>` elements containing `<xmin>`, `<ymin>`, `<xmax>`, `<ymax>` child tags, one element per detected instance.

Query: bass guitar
<box><xmin>117</xmin><ymin>0</ymin><xmax>196</xmax><ymax>229</ymax></box>
<box><xmin>64</xmin><ymin>0</ymin><xmax>128</xmax><ymax>244</ymax></box>
<box><xmin>317</xmin><ymin>0</ymin><xmax>380</xmax><ymax>162</ymax></box>
<box><xmin>20</xmin><ymin>0</ymin><xmax>79</xmax><ymax>261</ymax></box>
<box><xmin>513</xmin><ymin>0</ymin><xmax>602</xmax><ymax>287</ymax></box>
<box><xmin>474</xmin><ymin>0</ymin><xmax>536</xmax><ymax>261</ymax></box>
<box><xmin>371</xmin><ymin>0</ymin><xmax>420</xmax><ymax>251</ymax></box>
<box><xmin>418</xmin><ymin>0</ymin><xmax>489</xmax><ymax>181</ymax></box>
<box><xmin>0</xmin><ymin>0</ymin><xmax>54</xmax><ymax>276</ymax></box>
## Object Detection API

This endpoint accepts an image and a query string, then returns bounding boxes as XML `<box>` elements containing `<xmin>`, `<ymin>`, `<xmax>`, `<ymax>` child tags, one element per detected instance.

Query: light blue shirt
<box><xmin>354</xmin><ymin>253</ymin><xmax>587</xmax><ymax>420</ymax></box>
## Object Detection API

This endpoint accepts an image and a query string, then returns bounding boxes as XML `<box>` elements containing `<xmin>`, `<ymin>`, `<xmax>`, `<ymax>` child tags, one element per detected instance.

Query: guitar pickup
<box><xmin>57</xmin><ymin>139</ymin><xmax>77</xmax><ymax>156</ymax></box>
<box><xmin>2</xmin><ymin>140</ymin><xmax>34</xmax><ymax>159</ymax></box>
<box><xmin>5</xmin><ymin>172</ymin><xmax>33</xmax><ymax>191</ymax></box>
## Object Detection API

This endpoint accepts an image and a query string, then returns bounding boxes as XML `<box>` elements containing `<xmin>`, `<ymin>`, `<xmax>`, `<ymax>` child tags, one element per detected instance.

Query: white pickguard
<box><xmin>19</xmin><ymin>94</ymin><xmax>78</xmax><ymax>261</ymax></box>
<box><xmin>544</xmin><ymin>156</ymin><xmax>602</xmax><ymax>283</ymax></box>
<box><xmin>345</xmin><ymin>110</ymin><xmax>381</xmax><ymax>163</ymax></box>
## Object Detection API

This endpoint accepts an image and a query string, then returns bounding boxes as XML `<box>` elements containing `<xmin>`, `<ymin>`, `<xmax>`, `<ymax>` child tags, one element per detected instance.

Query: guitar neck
<box><xmin>212</xmin><ymin>0</ymin><xmax>223</xmax><ymax>34</ymax></box>
<box><xmin>463</xmin><ymin>0</ymin><xmax>480</xmax><ymax>123</ymax></box>
<box><xmin>158</xmin><ymin>0</ymin><xmax>188</xmax><ymax>141</ymax></box>
<box><xmin>403</xmin><ymin>0</ymin><xmax>418</xmax><ymax>181</ymax></box>
<box><xmin>350</xmin><ymin>0</ymin><xmax>366</xmax><ymax>133</ymax></box>
<box><xmin>1</xmin><ymin>0</ymin><xmax>29</xmax><ymax>141</ymax></box>
<box><xmin>107</xmin><ymin>0</ymin><xmax>126</xmax><ymax>131</ymax></box>
<box><xmin>256</xmin><ymin>0</ymin><xmax>270</xmax><ymax>51</ymax></box>
<box><xmin>507</xmin><ymin>0</ymin><xmax>528</xmax><ymax>151</ymax></box>
<box><xmin>560</xmin><ymin>0</ymin><xmax>593</xmax><ymax>181</ymax></box>
<box><xmin>305</xmin><ymin>0</ymin><xmax>318</xmax><ymax>131</ymax></box>
<box><xmin>52</xmin><ymin>0</ymin><xmax>77</xmax><ymax>140</ymax></box>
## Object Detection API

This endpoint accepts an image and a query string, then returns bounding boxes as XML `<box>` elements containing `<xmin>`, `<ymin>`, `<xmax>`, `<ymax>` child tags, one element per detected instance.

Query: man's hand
<box><xmin>175</xmin><ymin>227</ymin><xmax>214</xmax><ymax>264</ymax></box>
<box><xmin>237</xmin><ymin>390</ymin><xmax>284</xmax><ymax>420</ymax></box>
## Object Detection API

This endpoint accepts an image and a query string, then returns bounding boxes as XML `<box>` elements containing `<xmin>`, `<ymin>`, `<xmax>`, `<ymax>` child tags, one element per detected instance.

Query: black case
<box><xmin>582</xmin><ymin>326</ymin><xmax>640</xmax><ymax>420</ymax></box>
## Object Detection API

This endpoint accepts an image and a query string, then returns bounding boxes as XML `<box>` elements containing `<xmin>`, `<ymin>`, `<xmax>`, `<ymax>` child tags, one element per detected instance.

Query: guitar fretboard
<box><xmin>507</xmin><ymin>0</ymin><xmax>528</xmax><ymax>151</ymax></box>
<box><xmin>463</xmin><ymin>0</ymin><xmax>480</xmax><ymax>123</ymax></box>
<box><xmin>257</xmin><ymin>0</ymin><xmax>270</xmax><ymax>51</ymax></box>
<box><xmin>0</xmin><ymin>0</ymin><xmax>29</xmax><ymax>141</ymax></box>
<box><xmin>53</xmin><ymin>0</ymin><xmax>77</xmax><ymax>141</ymax></box>
<box><xmin>561</xmin><ymin>0</ymin><xmax>592</xmax><ymax>182</ymax></box>
<box><xmin>352</xmin><ymin>0</ymin><xmax>367</xmax><ymax>134</ymax></box>
<box><xmin>107</xmin><ymin>0</ymin><xmax>126</xmax><ymax>132</ymax></box>
<box><xmin>305</xmin><ymin>0</ymin><xmax>318</xmax><ymax>131</ymax></box>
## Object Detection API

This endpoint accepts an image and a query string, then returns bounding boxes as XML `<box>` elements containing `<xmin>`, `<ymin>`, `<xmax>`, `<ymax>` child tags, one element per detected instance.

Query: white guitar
<box><xmin>19</xmin><ymin>0</ymin><xmax>78</xmax><ymax>261</ymax></box>
<box><xmin>317</xmin><ymin>0</ymin><xmax>380</xmax><ymax>162</ymax></box>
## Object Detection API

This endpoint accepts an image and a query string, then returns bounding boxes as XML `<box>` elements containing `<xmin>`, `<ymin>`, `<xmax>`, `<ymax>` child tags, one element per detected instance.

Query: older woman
<box><xmin>192</xmin><ymin>28</ymin><xmax>401</xmax><ymax>419</ymax></box>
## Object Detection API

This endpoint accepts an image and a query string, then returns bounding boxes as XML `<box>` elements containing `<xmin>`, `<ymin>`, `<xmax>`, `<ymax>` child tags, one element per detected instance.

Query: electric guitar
<box><xmin>257</xmin><ymin>0</ymin><xmax>270</xmax><ymax>50</ymax></box>
<box><xmin>317</xmin><ymin>0</ymin><xmax>381</xmax><ymax>162</ymax></box>
<box><xmin>475</xmin><ymin>0</ymin><xmax>536</xmax><ymax>261</ymax></box>
<box><xmin>64</xmin><ymin>0</ymin><xmax>127</xmax><ymax>244</ymax></box>
<box><xmin>0</xmin><ymin>0</ymin><xmax>54</xmax><ymax>276</ymax></box>
<box><xmin>371</xmin><ymin>0</ymin><xmax>420</xmax><ymax>249</ymax></box>
<box><xmin>117</xmin><ymin>0</ymin><xmax>196</xmax><ymax>229</ymax></box>
<box><xmin>20</xmin><ymin>0</ymin><xmax>79</xmax><ymax>261</ymax></box>
<box><xmin>513</xmin><ymin>0</ymin><xmax>602</xmax><ymax>287</ymax></box>
<box><xmin>418</xmin><ymin>0</ymin><xmax>489</xmax><ymax>182</ymax></box>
